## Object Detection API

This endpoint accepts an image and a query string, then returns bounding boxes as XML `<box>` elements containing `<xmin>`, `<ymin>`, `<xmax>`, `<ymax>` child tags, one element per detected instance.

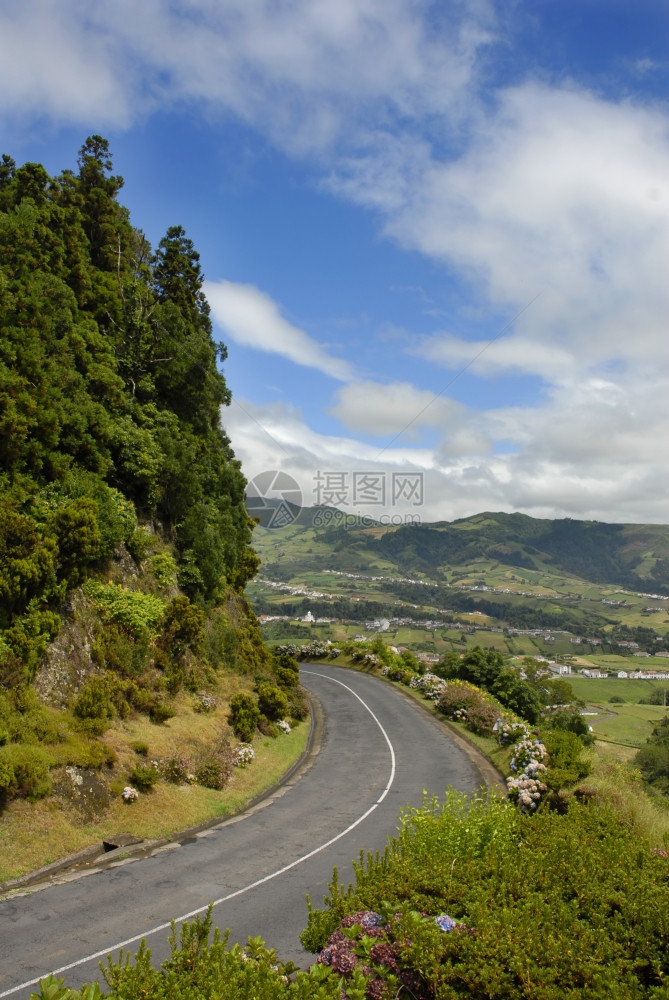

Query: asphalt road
<box><xmin>0</xmin><ymin>665</ymin><xmax>488</xmax><ymax>997</ymax></box>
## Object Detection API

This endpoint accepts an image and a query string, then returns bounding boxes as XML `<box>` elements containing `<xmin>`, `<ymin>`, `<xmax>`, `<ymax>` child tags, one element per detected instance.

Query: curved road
<box><xmin>0</xmin><ymin>666</ymin><xmax>488</xmax><ymax>997</ymax></box>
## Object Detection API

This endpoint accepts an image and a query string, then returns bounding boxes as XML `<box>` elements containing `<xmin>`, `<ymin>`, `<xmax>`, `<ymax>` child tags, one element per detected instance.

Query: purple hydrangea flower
<box><xmin>434</xmin><ymin>914</ymin><xmax>457</xmax><ymax>932</ymax></box>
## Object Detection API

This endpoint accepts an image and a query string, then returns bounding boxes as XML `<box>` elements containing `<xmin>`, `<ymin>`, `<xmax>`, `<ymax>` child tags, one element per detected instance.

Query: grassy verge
<box><xmin>0</xmin><ymin>721</ymin><xmax>309</xmax><ymax>883</ymax></box>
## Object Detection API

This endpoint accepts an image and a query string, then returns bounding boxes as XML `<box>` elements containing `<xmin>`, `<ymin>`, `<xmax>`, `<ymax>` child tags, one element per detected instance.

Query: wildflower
<box><xmin>122</xmin><ymin>785</ymin><xmax>138</xmax><ymax>803</ymax></box>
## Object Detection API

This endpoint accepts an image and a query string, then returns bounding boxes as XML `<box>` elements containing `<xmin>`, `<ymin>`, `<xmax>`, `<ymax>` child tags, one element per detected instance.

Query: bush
<box><xmin>229</xmin><ymin>692</ymin><xmax>260</xmax><ymax>742</ymax></box>
<box><xmin>544</xmin><ymin>708</ymin><xmax>595</xmax><ymax>744</ymax></box>
<box><xmin>91</xmin><ymin>624</ymin><xmax>150</xmax><ymax>678</ymax></box>
<box><xmin>542</xmin><ymin>728</ymin><xmax>592</xmax><ymax>794</ymax></box>
<box><xmin>73</xmin><ymin>674</ymin><xmax>116</xmax><ymax>725</ymax></box>
<box><xmin>83</xmin><ymin>580</ymin><xmax>165</xmax><ymax>638</ymax></box>
<box><xmin>55</xmin><ymin>735</ymin><xmax>115</xmax><ymax>769</ymax></box>
<box><xmin>159</xmin><ymin>595</ymin><xmax>205</xmax><ymax>658</ymax></box>
<box><xmin>302</xmin><ymin>791</ymin><xmax>669</xmax><ymax>998</ymax></box>
<box><xmin>161</xmin><ymin>754</ymin><xmax>195</xmax><ymax>784</ymax></box>
<box><xmin>149</xmin><ymin>702</ymin><xmax>175</xmax><ymax>725</ymax></box>
<box><xmin>273</xmin><ymin>650</ymin><xmax>299</xmax><ymax>689</ymax></box>
<box><xmin>287</xmin><ymin>686</ymin><xmax>309</xmax><ymax>723</ymax></box>
<box><xmin>195</xmin><ymin>742</ymin><xmax>234</xmax><ymax>789</ymax></box>
<box><xmin>128</xmin><ymin>761</ymin><xmax>160</xmax><ymax>792</ymax></box>
<box><xmin>0</xmin><ymin>743</ymin><xmax>53</xmax><ymax>800</ymax></box>
<box><xmin>257</xmin><ymin>684</ymin><xmax>288</xmax><ymax>723</ymax></box>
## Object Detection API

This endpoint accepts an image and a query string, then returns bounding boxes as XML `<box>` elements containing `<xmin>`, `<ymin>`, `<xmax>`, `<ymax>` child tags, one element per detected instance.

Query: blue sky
<box><xmin>2</xmin><ymin>0</ymin><xmax>669</xmax><ymax>524</ymax></box>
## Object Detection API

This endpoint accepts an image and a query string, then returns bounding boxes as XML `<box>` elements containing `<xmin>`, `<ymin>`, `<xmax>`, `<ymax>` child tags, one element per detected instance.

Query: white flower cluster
<box><xmin>498</xmin><ymin>721</ymin><xmax>530</xmax><ymax>746</ymax></box>
<box><xmin>277</xmin><ymin>719</ymin><xmax>291</xmax><ymax>734</ymax></box>
<box><xmin>409</xmin><ymin>672</ymin><xmax>446</xmax><ymax>701</ymax></box>
<box><xmin>510</xmin><ymin>738</ymin><xmax>547</xmax><ymax>772</ymax></box>
<box><xmin>233</xmin><ymin>743</ymin><xmax>255</xmax><ymax>767</ymax></box>
<box><xmin>122</xmin><ymin>785</ymin><xmax>138</xmax><ymax>802</ymax></box>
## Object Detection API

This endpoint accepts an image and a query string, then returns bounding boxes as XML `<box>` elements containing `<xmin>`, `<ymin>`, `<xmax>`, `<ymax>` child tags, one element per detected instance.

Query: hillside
<box><xmin>247</xmin><ymin>509</ymin><xmax>669</xmax><ymax>658</ymax></box>
<box><xmin>0</xmin><ymin>140</ymin><xmax>306</xmax><ymax>871</ymax></box>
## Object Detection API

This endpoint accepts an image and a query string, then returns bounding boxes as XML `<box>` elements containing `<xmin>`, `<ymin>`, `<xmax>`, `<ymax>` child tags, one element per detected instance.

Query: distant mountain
<box><xmin>248</xmin><ymin>508</ymin><xmax>669</xmax><ymax>595</ymax></box>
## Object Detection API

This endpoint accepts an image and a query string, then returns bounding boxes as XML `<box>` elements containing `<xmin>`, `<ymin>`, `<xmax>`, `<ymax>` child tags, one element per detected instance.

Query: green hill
<box><xmin>247</xmin><ymin>510</ymin><xmax>669</xmax><ymax>656</ymax></box>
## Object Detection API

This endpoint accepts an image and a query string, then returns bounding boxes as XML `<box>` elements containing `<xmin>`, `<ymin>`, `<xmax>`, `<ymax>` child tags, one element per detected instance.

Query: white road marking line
<box><xmin>0</xmin><ymin>670</ymin><xmax>396</xmax><ymax>998</ymax></box>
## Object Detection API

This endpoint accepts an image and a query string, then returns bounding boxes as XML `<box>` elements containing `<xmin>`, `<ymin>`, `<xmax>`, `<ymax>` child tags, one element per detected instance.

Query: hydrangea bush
<box><xmin>233</xmin><ymin>743</ymin><xmax>255</xmax><ymax>767</ymax></box>
<box><xmin>409</xmin><ymin>672</ymin><xmax>447</xmax><ymax>701</ymax></box>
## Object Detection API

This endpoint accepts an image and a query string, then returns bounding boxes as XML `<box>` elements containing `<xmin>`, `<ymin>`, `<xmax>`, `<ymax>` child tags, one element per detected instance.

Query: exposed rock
<box><xmin>52</xmin><ymin>766</ymin><xmax>111</xmax><ymax>821</ymax></box>
<box><xmin>33</xmin><ymin>589</ymin><xmax>99</xmax><ymax>709</ymax></box>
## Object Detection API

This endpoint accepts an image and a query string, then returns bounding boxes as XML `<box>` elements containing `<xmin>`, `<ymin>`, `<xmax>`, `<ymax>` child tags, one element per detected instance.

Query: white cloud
<box><xmin>224</xmin><ymin>371</ymin><xmax>669</xmax><ymax>525</ymax></box>
<box><xmin>380</xmin><ymin>83</ymin><xmax>669</xmax><ymax>365</ymax></box>
<box><xmin>0</xmin><ymin>0</ymin><xmax>494</xmax><ymax>151</ymax></box>
<box><xmin>205</xmin><ymin>279</ymin><xmax>354</xmax><ymax>381</ymax></box>
<box><xmin>330</xmin><ymin>380</ymin><xmax>464</xmax><ymax>436</ymax></box>
<box><xmin>412</xmin><ymin>332</ymin><xmax>576</xmax><ymax>381</ymax></box>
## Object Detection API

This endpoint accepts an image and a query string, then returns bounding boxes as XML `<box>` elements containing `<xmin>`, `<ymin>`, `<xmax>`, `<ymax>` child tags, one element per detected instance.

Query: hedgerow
<box><xmin>303</xmin><ymin>790</ymin><xmax>669</xmax><ymax>999</ymax></box>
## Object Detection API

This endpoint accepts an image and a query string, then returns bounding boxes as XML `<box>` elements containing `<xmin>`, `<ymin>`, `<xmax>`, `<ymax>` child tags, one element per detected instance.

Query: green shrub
<box><xmin>147</xmin><ymin>551</ymin><xmax>178</xmax><ymax>588</ymax></box>
<box><xmin>0</xmin><ymin>743</ymin><xmax>53</xmax><ymax>799</ymax></box>
<box><xmin>73</xmin><ymin>675</ymin><xmax>116</xmax><ymax>724</ymax></box>
<box><xmin>55</xmin><ymin>735</ymin><xmax>115</xmax><ymax>769</ymax></box>
<box><xmin>128</xmin><ymin>761</ymin><xmax>160</xmax><ymax>792</ymax></box>
<box><xmin>90</xmin><ymin>908</ymin><xmax>346</xmax><ymax>999</ymax></box>
<box><xmin>131</xmin><ymin>740</ymin><xmax>149</xmax><ymax>756</ymax></box>
<box><xmin>542</xmin><ymin>728</ymin><xmax>592</xmax><ymax>793</ymax></box>
<box><xmin>256</xmin><ymin>683</ymin><xmax>288</xmax><ymax>722</ymax></box>
<box><xmin>83</xmin><ymin>580</ymin><xmax>165</xmax><ymax>638</ymax></box>
<box><xmin>229</xmin><ymin>692</ymin><xmax>260</xmax><ymax>742</ymax></box>
<box><xmin>91</xmin><ymin>624</ymin><xmax>150</xmax><ymax>678</ymax></box>
<box><xmin>149</xmin><ymin>703</ymin><xmax>175</xmax><ymax>725</ymax></box>
<box><xmin>50</xmin><ymin>498</ymin><xmax>102</xmax><ymax>584</ymax></box>
<box><xmin>287</xmin><ymin>686</ymin><xmax>309</xmax><ymax>723</ymax></box>
<box><xmin>195</xmin><ymin>742</ymin><xmax>234</xmax><ymax>790</ymax></box>
<box><xmin>302</xmin><ymin>791</ymin><xmax>669</xmax><ymax>998</ymax></box>
<box><xmin>159</xmin><ymin>595</ymin><xmax>205</xmax><ymax>658</ymax></box>
<box><xmin>0</xmin><ymin>687</ymin><xmax>62</xmax><ymax>744</ymax></box>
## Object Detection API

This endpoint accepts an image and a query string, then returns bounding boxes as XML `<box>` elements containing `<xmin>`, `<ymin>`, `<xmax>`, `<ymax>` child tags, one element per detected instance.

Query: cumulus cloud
<box><xmin>0</xmin><ymin>0</ymin><xmax>494</xmax><ymax>150</ymax></box>
<box><xmin>225</xmin><ymin>377</ymin><xmax>669</xmax><ymax>526</ymax></box>
<box><xmin>380</xmin><ymin>84</ymin><xmax>669</xmax><ymax>364</ymax></box>
<box><xmin>205</xmin><ymin>280</ymin><xmax>354</xmax><ymax>381</ymax></box>
<box><xmin>413</xmin><ymin>332</ymin><xmax>576</xmax><ymax>381</ymax></box>
<box><xmin>330</xmin><ymin>380</ymin><xmax>464</xmax><ymax>435</ymax></box>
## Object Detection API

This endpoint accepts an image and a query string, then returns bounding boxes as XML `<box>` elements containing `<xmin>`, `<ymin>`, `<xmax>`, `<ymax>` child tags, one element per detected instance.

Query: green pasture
<box><xmin>585</xmin><ymin>701</ymin><xmax>669</xmax><ymax>747</ymax></box>
<box><xmin>570</xmin><ymin>675</ymin><xmax>669</xmax><ymax>702</ymax></box>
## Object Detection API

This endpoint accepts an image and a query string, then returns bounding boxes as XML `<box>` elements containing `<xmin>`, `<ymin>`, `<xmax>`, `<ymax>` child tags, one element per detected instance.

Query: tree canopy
<box><xmin>0</xmin><ymin>137</ymin><xmax>257</xmax><ymax>682</ymax></box>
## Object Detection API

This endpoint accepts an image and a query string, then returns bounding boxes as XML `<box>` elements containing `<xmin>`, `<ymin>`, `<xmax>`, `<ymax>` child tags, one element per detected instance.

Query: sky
<box><xmin>2</xmin><ymin>0</ymin><xmax>669</xmax><ymax>526</ymax></box>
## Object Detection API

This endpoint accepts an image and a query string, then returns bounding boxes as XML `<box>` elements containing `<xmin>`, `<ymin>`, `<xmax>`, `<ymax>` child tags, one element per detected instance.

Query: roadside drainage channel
<box><xmin>0</xmin><ymin>694</ymin><xmax>323</xmax><ymax>897</ymax></box>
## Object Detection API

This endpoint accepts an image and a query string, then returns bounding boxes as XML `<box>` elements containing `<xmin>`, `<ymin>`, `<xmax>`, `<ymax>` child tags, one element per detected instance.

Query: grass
<box><xmin>570</xmin><ymin>675</ymin><xmax>669</xmax><ymax>702</ymax></box>
<box><xmin>0</xmin><ymin>713</ymin><xmax>309</xmax><ymax>884</ymax></box>
<box><xmin>586</xmin><ymin>701</ymin><xmax>669</xmax><ymax>747</ymax></box>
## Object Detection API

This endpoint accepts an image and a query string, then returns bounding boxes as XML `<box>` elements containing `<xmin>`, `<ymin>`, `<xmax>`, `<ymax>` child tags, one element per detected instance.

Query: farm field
<box><xmin>585</xmin><ymin>701</ymin><xmax>669</xmax><ymax>747</ymax></box>
<box><xmin>569</xmin><ymin>675</ymin><xmax>669</xmax><ymax>703</ymax></box>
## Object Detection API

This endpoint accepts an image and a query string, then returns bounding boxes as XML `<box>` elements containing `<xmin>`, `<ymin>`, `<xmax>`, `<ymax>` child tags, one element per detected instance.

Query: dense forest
<box><xmin>0</xmin><ymin>136</ymin><xmax>259</xmax><ymax>687</ymax></box>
